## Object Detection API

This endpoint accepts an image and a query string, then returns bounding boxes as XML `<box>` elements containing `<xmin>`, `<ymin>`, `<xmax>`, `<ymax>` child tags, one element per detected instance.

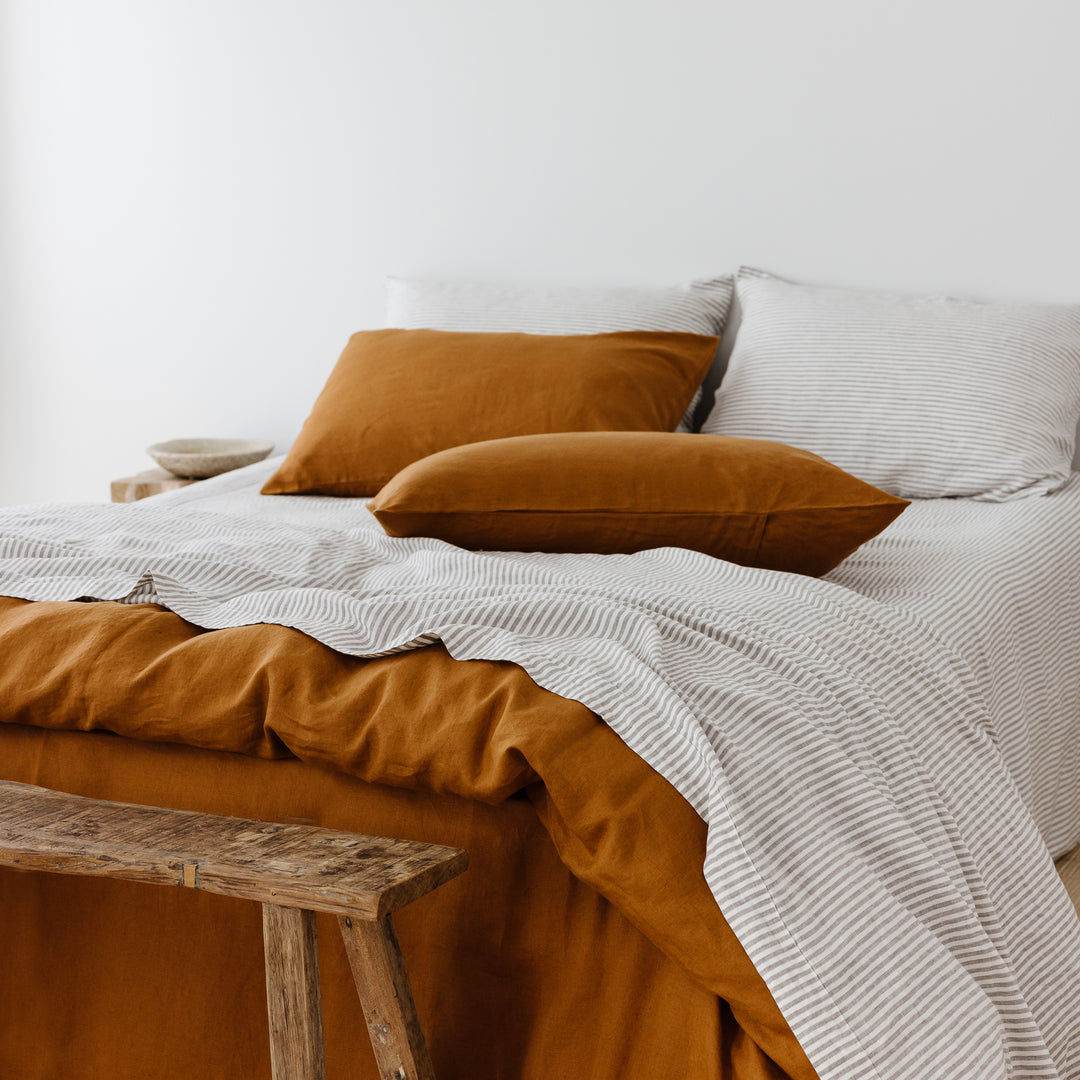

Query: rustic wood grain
<box><xmin>263</xmin><ymin>904</ymin><xmax>328</xmax><ymax>1080</ymax></box>
<box><xmin>1056</xmin><ymin>844</ymin><xmax>1080</xmax><ymax>915</ymax></box>
<box><xmin>339</xmin><ymin>913</ymin><xmax>437</xmax><ymax>1080</ymax></box>
<box><xmin>110</xmin><ymin>467</ymin><xmax>198</xmax><ymax>503</ymax></box>
<box><xmin>0</xmin><ymin>779</ymin><xmax>468</xmax><ymax>917</ymax></box>
<box><xmin>0</xmin><ymin>779</ymin><xmax>467</xmax><ymax>1080</ymax></box>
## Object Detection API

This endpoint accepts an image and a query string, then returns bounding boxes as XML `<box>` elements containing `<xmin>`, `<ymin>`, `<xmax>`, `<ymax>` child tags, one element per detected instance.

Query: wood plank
<box><xmin>0</xmin><ymin>780</ymin><xmax>467</xmax><ymax>918</ymax></box>
<box><xmin>263</xmin><ymin>904</ymin><xmax>328</xmax><ymax>1080</ymax></box>
<box><xmin>339</xmin><ymin>913</ymin><xmax>436</xmax><ymax>1080</ymax></box>
<box><xmin>1055</xmin><ymin>844</ymin><xmax>1080</xmax><ymax>915</ymax></box>
<box><xmin>110</xmin><ymin>468</ymin><xmax>197</xmax><ymax>503</ymax></box>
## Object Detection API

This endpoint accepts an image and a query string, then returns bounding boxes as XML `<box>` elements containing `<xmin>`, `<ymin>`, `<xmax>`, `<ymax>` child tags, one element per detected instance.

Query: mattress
<box><xmin>156</xmin><ymin>459</ymin><xmax>1080</xmax><ymax>857</ymax></box>
<box><xmin>2</xmin><ymin>459</ymin><xmax>1079</xmax><ymax>1080</ymax></box>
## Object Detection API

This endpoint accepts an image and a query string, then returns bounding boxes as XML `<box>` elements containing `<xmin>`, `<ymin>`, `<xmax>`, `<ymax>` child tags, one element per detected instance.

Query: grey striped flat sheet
<box><xmin>2</xmin><ymin>461</ymin><xmax>1079</xmax><ymax>1080</ymax></box>
<box><xmin>828</xmin><ymin>481</ymin><xmax>1080</xmax><ymax>860</ymax></box>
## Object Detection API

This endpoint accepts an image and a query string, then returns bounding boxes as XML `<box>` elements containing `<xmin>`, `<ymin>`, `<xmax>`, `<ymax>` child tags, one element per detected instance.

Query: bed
<box><xmin>1</xmin><ymin>267</ymin><xmax>1079</xmax><ymax>1080</ymax></box>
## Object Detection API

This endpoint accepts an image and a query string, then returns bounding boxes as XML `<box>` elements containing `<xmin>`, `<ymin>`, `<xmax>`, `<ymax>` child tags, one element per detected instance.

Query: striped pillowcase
<box><xmin>385</xmin><ymin>276</ymin><xmax>733</xmax><ymax>432</ymax></box>
<box><xmin>702</xmin><ymin>268</ymin><xmax>1080</xmax><ymax>500</ymax></box>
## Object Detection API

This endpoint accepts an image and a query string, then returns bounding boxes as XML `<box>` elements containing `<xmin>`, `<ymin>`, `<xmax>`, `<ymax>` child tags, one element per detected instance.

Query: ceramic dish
<box><xmin>147</xmin><ymin>438</ymin><xmax>275</xmax><ymax>478</ymax></box>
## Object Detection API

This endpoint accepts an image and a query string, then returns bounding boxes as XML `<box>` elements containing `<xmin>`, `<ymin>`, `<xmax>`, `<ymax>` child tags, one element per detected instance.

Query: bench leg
<box><xmin>263</xmin><ymin>903</ymin><xmax>328</xmax><ymax>1080</ymax></box>
<box><xmin>338</xmin><ymin>913</ymin><xmax>436</xmax><ymax>1080</ymax></box>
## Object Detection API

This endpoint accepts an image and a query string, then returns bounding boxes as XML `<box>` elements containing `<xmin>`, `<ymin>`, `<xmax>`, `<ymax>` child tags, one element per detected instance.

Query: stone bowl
<box><xmin>147</xmin><ymin>438</ymin><xmax>275</xmax><ymax>479</ymax></box>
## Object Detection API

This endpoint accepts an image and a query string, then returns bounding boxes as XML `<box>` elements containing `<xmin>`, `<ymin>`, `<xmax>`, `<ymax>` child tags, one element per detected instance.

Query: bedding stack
<box><xmin>384</xmin><ymin>273</ymin><xmax>734</xmax><ymax>432</ymax></box>
<box><xmin>2</xmin><ymin>266</ymin><xmax>1080</xmax><ymax>1080</ymax></box>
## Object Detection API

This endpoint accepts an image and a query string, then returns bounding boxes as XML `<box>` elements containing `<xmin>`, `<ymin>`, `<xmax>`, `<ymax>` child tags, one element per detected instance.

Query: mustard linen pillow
<box><xmin>368</xmin><ymin>431</ymin><xmax>909</xmax><ymax>577</ymax></box>
<box><xmin>263</xmin><ymin>328</ymin><xmax>718</xmax><ymax>497</ymax></box>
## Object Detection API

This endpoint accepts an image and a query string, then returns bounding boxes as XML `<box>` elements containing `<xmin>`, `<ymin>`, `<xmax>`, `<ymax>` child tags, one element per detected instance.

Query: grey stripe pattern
<box><xmin>1</xmin><ymin>474</ymin><xmax>1079</xmax><ymax>1080</ymax></box>
<box><xmin>828</xmin><ymin>477</ymin><xmax>1080</xmax><ymax>860</ymax></box>
<box><xmin>384</xmin><ymin>275</ymin><xmax>733</xmax><ymax>431</ymax></box>
<box><xmin>702</xmin><ymin>268</ymin><xmax>1080</xmax><ymax>500</ymax></box>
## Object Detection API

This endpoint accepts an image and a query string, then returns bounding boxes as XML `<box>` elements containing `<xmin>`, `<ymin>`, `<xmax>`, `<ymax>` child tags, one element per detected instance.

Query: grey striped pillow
<box><xmin>702</xmin><ymin>268</ymin><xmax>1080</xmax><ymax>500</ymax></box>
<box><xmin>385</xmin><ymin>275</ymin><xmax>733</xmax><ymax>432</ymax></box>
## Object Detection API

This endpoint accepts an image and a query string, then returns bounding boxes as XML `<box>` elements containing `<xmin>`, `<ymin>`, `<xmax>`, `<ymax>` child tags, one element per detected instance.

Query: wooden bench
<box><xmin>0</xmin><ymin>779</ymin><xmax>468</xmax><ymax>1080</ymax></box>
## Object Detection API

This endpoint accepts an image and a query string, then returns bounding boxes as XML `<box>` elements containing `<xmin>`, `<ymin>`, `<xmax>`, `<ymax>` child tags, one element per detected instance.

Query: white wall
<box><xmin>3</xmin><ymin>0</ymin><xmax>1078</xmax><ymax>504</ymax></box>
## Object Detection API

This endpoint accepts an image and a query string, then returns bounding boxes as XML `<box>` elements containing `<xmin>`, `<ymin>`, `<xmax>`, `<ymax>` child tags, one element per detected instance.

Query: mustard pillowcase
<box><xmin>262</xmin><ymin>328</ymin><xmax>718</xmax><ymax>497</ymax></box>
<box><xmin>367</xmin><ymin>431</ymin><xmax>909</xmax><ymax>577</ymax></box>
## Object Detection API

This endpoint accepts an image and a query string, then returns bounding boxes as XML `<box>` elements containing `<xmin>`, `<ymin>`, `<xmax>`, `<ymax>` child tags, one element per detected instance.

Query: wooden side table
<box><xmin>111</xmin><ymin>467</ymin><xmax>198</xmax><ymax>503</ymax></box>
